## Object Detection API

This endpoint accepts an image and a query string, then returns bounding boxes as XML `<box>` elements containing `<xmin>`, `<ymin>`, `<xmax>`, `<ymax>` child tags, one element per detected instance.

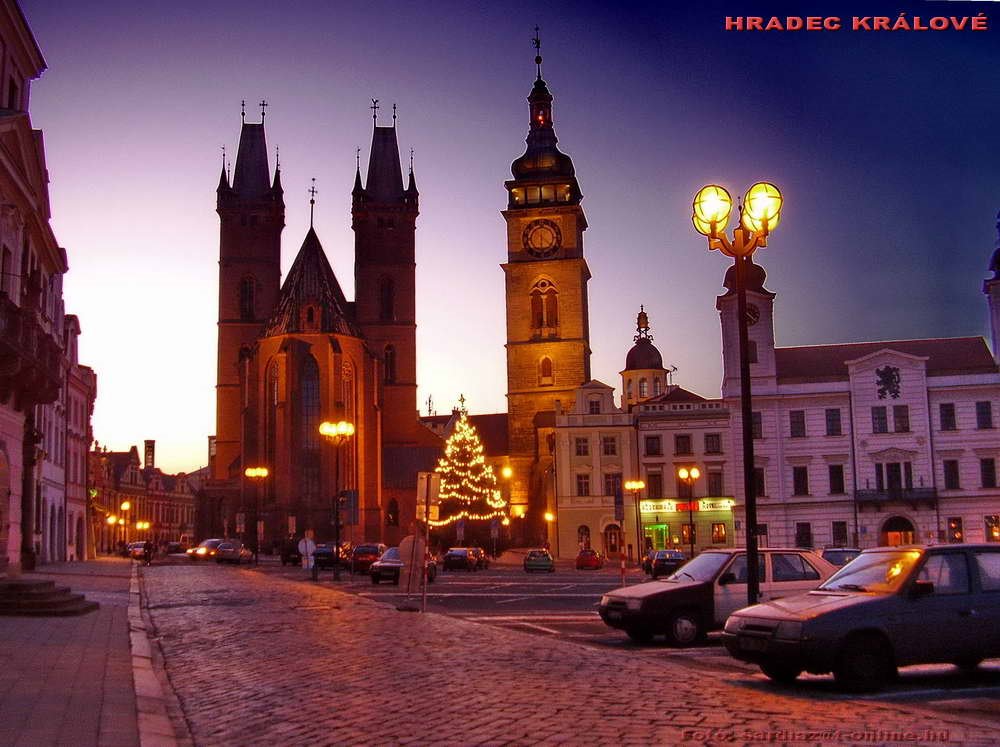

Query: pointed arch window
<box><xmin>299</xmin><ymin>355</ymin><xmax>321</xmax><ymax>503</ymax></box>
<box><xmin>301</xmin><ymin>303</ymin><xmax>320</xmax><ymax>332</ymax></box>
<box><xmin>386</xmin><ymin>498</ymin><xmax>399</xmax><ymax>527</ymax></box>
<box><xmin>529</xmin><ymin>279</ymin><xmax>558</xmax><ymax>334</ymax></box>
<box><xmin>539</xmin><ymin>357</ymin><xmax>554</xmax><ymax>386</ymax></box>
<box><xmin>379</xmin><ymin>277</ymin><xmax>396</xmax><ymax>321</ymax></box>
<box><xmin>239</xmin><ymin>277</ymin><xmax>256</xmax><ymax>321</ymax></box>
<box><xmin>384</xmin><ymin>345</ymin><xmax>397</xmax><ymax>384</ymax></box>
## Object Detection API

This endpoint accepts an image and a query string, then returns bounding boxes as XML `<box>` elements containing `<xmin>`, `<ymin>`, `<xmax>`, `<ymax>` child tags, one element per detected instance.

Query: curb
<box><xmin>128</xmin><ymin>564</ymin><xmax>189</xmax><ymax>747</ymax></box>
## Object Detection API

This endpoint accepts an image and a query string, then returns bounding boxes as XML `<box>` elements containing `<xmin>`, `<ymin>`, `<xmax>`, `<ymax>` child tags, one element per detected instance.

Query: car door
<box><xmin>970</xmin><ymin>548</ymin><xmax>1000</xmax><ymax>658</ymax></box>
<box><xmin>713</xmin><ymin>553</ymin><xmax>762</xmax><ymax>625</ymax></box>
<box><xmin>762</xmin><ymin>552</ymin><xmax>824</xmax><ymax>601</ymax></box>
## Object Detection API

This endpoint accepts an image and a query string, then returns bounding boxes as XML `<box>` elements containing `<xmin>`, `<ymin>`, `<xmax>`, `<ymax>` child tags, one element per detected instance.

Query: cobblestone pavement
<box><xmin>143</xmin><ymin>564</ymin><xmax>999</xmax><ymax>746</ymax></box>
<box><xmin>0</xmin><ymin>559</ymin><xmax>138</xmax><ymax>747</ymax></box>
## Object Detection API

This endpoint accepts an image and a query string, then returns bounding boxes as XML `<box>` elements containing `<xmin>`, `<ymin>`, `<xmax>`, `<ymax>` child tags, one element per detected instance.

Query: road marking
<box><xmin>514</xmin><ymin>622</ymin><xmax>562</xmax><ymax>635</ymax></box>
<box><xmin>494</xmin><ymin>596</ymin><xmax>534</xmax><ymax>604</ymax></box>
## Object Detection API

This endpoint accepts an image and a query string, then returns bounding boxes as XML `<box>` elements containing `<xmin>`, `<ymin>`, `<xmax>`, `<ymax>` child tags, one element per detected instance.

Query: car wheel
<box><xmin>626</xmin><ymin>628</ymin><xmax>654</xmax><ymax>644</ymax></box>
<box><xmin>834</xmin><ymin>634</ymin><xmax>894</xmax><ymax>692</ymax></box>
<box><xmin>954</xmin><ymin>658</ymin><xmax>983</xmax><ymax>673</ymax></box>
<box><xmin>667</xmin><ymin>610</ymin><xmax>702</xmax><ymax>647</ymax></box>
<box><xmin>760</xmin><ymin>662</ymin><xmax>802</xmax><ymax>684</ymax></box>
<box><xmin>371</xmin><ymin>574</ymin><xmax>380</xmax><ymax>585</ymax></box>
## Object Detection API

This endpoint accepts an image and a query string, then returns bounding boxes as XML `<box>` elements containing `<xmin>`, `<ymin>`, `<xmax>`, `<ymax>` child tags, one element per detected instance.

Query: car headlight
<box><xmin>196</xmin><ymin>547</ymin><xmax>207</xmax><ymax>555</ymax></box>
<box><xmin>724</xmin><ymin>616</ymin><xmax>743</xmax><ymax>634</ymax></box>
<box><xmin>625</xmin><ymin>598</ymin><xmax>642</xmax><ymax>611</ymax></box>
<box><xmin>775</xmin><ymin>620</ymin><xmax>804</xmax><ymax>641</ymax></box>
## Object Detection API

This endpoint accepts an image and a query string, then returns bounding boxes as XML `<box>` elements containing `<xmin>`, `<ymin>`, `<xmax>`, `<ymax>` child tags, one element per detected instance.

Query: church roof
<box><xmin>231</xmin><ymin>122</ymin><xmax>271</xmax><ymax>198</ymax></box>
<box><xmin>775</xmin><ymin>337</ymin><xmax>998</xmax><ymax>382</ymax></box>
<box><xmin>263</xmin><ymin>227</ymin><xmax>361</xmax><ymax>338</ymax></box>
<box><xmin>365</xmin><ymin>126</ymin><xmax>405</xmax><ymax>203</ymax></box>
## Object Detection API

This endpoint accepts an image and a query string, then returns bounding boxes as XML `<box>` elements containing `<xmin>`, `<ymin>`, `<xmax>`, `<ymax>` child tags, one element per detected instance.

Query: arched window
<box><xmin>239</xmin><ymin>277</ymin><xmax>255</xmax><ymax>321</ymax></box>
<box><xmin>539</xmin><ymin>357</ymin><xmax>554</xmax><ymax>386</ymax></box>
<box><xmin>384</xmin><ymin>345</ymin><xmax>396</xmax><ymax>384</ymax></box>
<box><xmin>265</xmin><ymin>360</ymin><xmax>279</xmax><ymax>470</ymax></box>
<box><xmin>529</xmin><ymin>279</ymin><xmax>558</xmax><ymax>332</ymax></box>
<box><xmin>653</xmin><ymin>378</ymin><xmax>663</xmax><ymax>396</ymax></box>
<box><xmin>379</xmin><ymin>277</ymin><xmax>395</xmax><ymax>321</ymax></box>
<box><xmin>577</xmin><ymin>524</ymin><xmax>591</xmax><ymax>550</ymax></box>
<box><xmin>299</xmin><ymin>356</ymin><xmax>320</xmax><ymax>502</ymax></box>
<box><xmin>626</xmin><ymin>380</ymin><xmax>633</xmax><ymax>399</ymax></box>
<box><xmin>386</xmin><ymin>499</ymin><xmax>399</xmax><ymax>527</ymax></box>
<box><xmin>639</xmin><ymin>378</ymin><xmax>649</xmax><ymax>399</ymax></box>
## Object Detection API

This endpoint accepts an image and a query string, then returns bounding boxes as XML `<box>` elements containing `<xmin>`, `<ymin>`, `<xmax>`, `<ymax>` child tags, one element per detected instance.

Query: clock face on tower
<box><xmin>746</xmin><ymin>304</ymin><xmax>761</xmax><ymax>326</ymax></box>
<box><xmin>522</xmin><ymin>219</ymin><xmax>562</xmax><ymax>258</ymax></box>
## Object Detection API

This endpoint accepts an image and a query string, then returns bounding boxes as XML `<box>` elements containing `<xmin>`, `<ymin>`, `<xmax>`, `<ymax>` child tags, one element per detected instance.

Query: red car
<box><xmin>575</xmin><ymin>549</ymin><xmax>603</xmax><ymax>570</ymax></box>
<box><xmin>350</xmin><ymin>543</ymin><xmax>386</xmax><ymax>574</ymax></box>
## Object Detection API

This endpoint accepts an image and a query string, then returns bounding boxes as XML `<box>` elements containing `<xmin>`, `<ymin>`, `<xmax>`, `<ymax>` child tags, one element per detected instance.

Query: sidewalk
<box><xmin>0</xmin><ymin>558</ymin><xmax>138</xmax><ymax>747</ymax></box>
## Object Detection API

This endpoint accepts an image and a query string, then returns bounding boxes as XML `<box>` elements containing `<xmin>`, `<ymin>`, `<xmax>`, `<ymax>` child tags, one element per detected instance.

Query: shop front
<box><xmin>638</xmin><ymin>498</ymin><xmax>736</xmax><ymax>556</ymax></box>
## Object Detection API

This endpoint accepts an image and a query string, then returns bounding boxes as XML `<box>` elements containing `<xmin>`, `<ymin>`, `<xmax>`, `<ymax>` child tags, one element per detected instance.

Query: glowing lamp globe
<box><xmin>693</xmin><ymin>185</ymin><xmax>733</xmax><ymax>232</ymax></box>
<box><xmin>741</xmin><ymin>182</ymin><xmax>782</xmax><ymax>233</ymax></box>
<box><xmin>741</xmin><ymin>208</ymin><xmax>781</xmax><ymax>235</ymax></box>
<box><xmin>691</xmin><ymin>213</ymin><xmax>715</xmax><ymax>237</ymax></box>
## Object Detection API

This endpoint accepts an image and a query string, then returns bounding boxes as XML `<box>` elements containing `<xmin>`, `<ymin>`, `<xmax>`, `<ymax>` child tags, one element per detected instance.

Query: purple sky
<box><xmin>20</xmin><ymin>0</ymin><xmax>1000</xmax><ymax>473</ymax></box>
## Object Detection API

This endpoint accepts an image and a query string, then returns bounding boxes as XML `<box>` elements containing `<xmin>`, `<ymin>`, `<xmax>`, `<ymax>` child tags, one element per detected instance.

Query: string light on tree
<box><xmin>430</xmin><ymin>400</ymin><xmax>507</xmax><ymax>527</ymax></box>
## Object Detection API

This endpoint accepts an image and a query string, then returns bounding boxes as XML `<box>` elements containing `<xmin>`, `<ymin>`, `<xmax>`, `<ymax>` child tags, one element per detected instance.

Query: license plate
<box><xmin>739</xmin><ymin>636</ymin><xmax>767</xmax><ymax>652</ymax></box>
<box><xmin>606</xmin><ymin>610</ymin><xmax>622</xmax><ymax>621</ymax></box>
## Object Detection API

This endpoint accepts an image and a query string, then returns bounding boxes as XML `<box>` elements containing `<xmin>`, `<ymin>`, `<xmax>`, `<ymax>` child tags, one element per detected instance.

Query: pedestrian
<box><xmin>142</xmin><ymin>541</ymin><xmax>153</xmax><ymax>567</ymax></box>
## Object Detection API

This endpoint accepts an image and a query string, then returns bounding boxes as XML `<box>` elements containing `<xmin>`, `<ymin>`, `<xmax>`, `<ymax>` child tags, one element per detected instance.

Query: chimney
<box><xmin>144</xmin><ymin>440</ymin><xmax>155</xmax><ymax>469</ymax></box>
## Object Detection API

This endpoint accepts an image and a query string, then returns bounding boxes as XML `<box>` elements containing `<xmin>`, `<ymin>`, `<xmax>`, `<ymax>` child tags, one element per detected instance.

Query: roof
<box><xmin>364</xmin><ymin>126</ymin><xmax>404</xmax><ymax>203</ymax></box>
<box><xmin>643</xmin><ymin>386</ymin><xmax>708</xmax><ymax>404</ymax></box>
<box><xmin>775</xmin><ymin>337</ymin><xmax>998</xmax><ymax>381</ymax></box>
<box><xmin>231</xmin><ymin>122</ymin><xmax>270</xmax><ymax>198</ymax></box>
<box><xmin>624</xmin><ymin>337</ymin><xmax>664</xmax><ymax>371</ymax></box>
<box><xmin>419</xmin><ymin>412</ymin><xmax>509</xmax><ymax>457</ymax></box>
<box><xmin>263</xmin><ymin>228</ymin><xmax>361</xmax><ymax>337</ymax></box>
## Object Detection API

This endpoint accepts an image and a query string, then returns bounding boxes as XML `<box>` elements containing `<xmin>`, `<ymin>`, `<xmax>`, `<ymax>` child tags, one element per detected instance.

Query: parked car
<box><xmin>313</xmin><ymin>542</ymin><xmax>346</xmax><ymax>569</ymax></box>
<box><xmin>575</xmin><ymin>549</ymin><xmax>603</xmax><ymax>570</ymax></box>
<box><xmin>186</xmin><ymin>538</ymin><xmax>224</xmax><ymax>561</ymax></box>
<box><xmin>442</xmin><ymin>548</ymin><xmax>477</xmax><ymax>571</ymax></box>
<box><xmin>821</xmin><ymin>547</ymin><xmax>862</xmax><ymax>567</ymax></box>
<box><xmin>279</xmin><ymin>538</ymin><xmax>302</xmax><ymax>566</ymax></box>
<box><xmin>598</xmin><ymin>547</ymin><xmax>837</xmax><ymax>645</ymax></box>
<box><xmin>216</xmin><ymin>542</ymin><xmax>253</xmax><ymax>565</ymax></box>
<box><xmin>128</xmin><ymin>542</ymin><xmax>147</xmax><ymax>560</ymax></box>
<box><xmin>370</xmin><ymin>547</ymin><xmax>439</xmax><ymax>585</ymax></box>
<box><xmin>651</xmin><ymin>549</ymin><xmax>688</xmax><ymax>579</ymax></box>
<box><xmin>722</xmin><ymin>544</ymin><xmax>1000</xmax><ymax>691</ymax></box>
<box><xmin>470</xmin><ymin>547</ymin><xmax>490</xmax><ymax>570</ymax></box>
<box><xmin>524</xmin><ymin>549</ymin><xmax>556</xmax><ymax>573</ymax></box>
<box><xmin>350</xmin><ymin>543</ymin><xmax>387</xmax><ymax>574</ymax></box>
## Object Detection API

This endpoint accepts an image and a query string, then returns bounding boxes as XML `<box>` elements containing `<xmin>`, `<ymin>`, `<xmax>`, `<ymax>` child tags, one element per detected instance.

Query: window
<box><xmin>893</xmin><ymin>405</ymin><xmax>910</xmax><ymax>433</ymax></box>
<box><xmin>707</xmin><ymin>471</ymin><xmax>723</xmax><ymax>496</ymax></box>
<box><xmin>940</xmin><ymin>403</ymin><xmax>956</xmax><ymax>431</ymax></box>
<box><xmin>681</xmin><ymin>523</ymin><xmax>695</xmax><ymax>546</ymax></box>
<box><xmin>753</xmin><ymin>467</ymin><xmax>765</xmax><ymax>497</ymax></box>
<box><xmin>751</xmin><ymin>411</ymin><xmax>762</xmax><ymax>440</ymax></box>
<box><xmin>385</xmin><ymin>499</ymin><xmax>399</xmax><ymax>527</ymax></box>
<box><xmin>574</xmin><ymin>437</ymin><xmax>589</xmax><ymax>457</ymax></box>
<box><xmin>378</xmin><ymin>277</ymin><xmax>395</xmax><ymax>321</ymax></box>
<box><xmin>638</xmin><ymin>379</ymin><xmax>648</xmax><ymax>399</ymax></box>
<box><xmin>575</xmin><ymin>474</ymin><xmax>590</xmax><ymax>497</ymax></box>
<box><xmin>943</xmin><ymin>459</ymin><xmax>961</xmax><ymax>490</ymax></box>
<box><xmin>653</xmin><ymin>378</ymin><xmax>662</xmax><ymax>397</ymax></box>
<box><xmin>577</xmin><ymin>525</ymin><xmax>591</xmax><ymax>550</ymax></box>
<box><xmin>981</xmin><ymin>458</ymin><xmax>997</xmax><ymax>489</ymax></box>
<box><xmin>773</xmin><ymin>553</ymin><xmax>820</xmax><ymax>581</ymax></box>
<box><xmin>987</xmin><ymin>516</ymin><xmax>1000</xmax><ymax>543</ymax></box>
<box><xmin>299</xmin><ymin>355</ymin><xmax>321</xmax><ymax>503</ymax></box>
<box><xmin>601</xmin><ymin>436</ymin><xmax>617</xmax><ymax>456</ymax></box>
<box><xmin>832</xmin><ymin>521</ymin><xmax>848</xmax><ymax>546</ymax></box>
<box><xmin>726</xmin><ymin>553</ymin><xmax>765</xmax><ymax>583</ymax></box>
<box><xmin>644</xmin><ymin>436</ymin><xmax>662</xmax><ymax>456</ymax></box>
<box><xmin>711</xmin><ymin>523</ymin><xmax>726</xmax><ymax>544</ymax></box>
<box><xmin>747</xmin><ymin>339</ymin><xmax>758</xmax><ymax>364</ymax></box>
<box><xmin>792</xmin><ymin>466</ymin><xmax>809</xmax><ymax>496</ymax></box>
<box><xmin>704</xmin><ymin>433</ymin><xmax>721</xmax><ymax>454</ymax></box>
<box><xmin>674</xmin><ymin>434</ymin><xmax>692</xmax><ymax>455</ymax></box>
<box><xmin>239</xmin><ymin>277</ymin><xmax>255</xmax><ymax>321</ymax></box>
<box><xmin>789</xmin><ymin>410</ymin><xmax>806</xmax><ymax>438</ymax></box>
<box><xmin>530</xmin><ymin>280</ymin><xmax>558</xmax><ymax>330</ymax></box>
<box><xmin>603</xmin><ymin>473</ymin><xmax>622</xmax><ymax>497</ymax></box>
<box><xmin>947</xmin><ymin>517</ymin><xmax>963</xmax><ymax>544</ymax></box>
<box><xmin>794</xmin><ymin>522</ymin><xmax>813</xmax><ymax>548</ymax></box>
<box><xmin>828</xmin><ymin>464</ymin><xmax>845</xmax><ymax>494</ymax></box>
<box><xmin>871</xmin><ymin>406</ymin><xmax>888</xmax><ymax>434</ymax></box>
<box><xmin>974</xmin><ymin>551</ymin><xmax>1000</xmax><ymax>590</ymax></box>
<box><xmin>917</xmin><ymin>554</ymin><xmax>970</xmax><ymax>595</ymax></box>
<box><xmin>825</xmin><ymin>408</ymin><xmax>842</xmax><ymax>436</ymax></box>
<box><xmin>538</xmin><ymin>357</ymin><xmax>553</xmax><ymax>386</ymax></box>
<box><xmin>588</xmin><ymin>399</ymin><xmax>601</xmax><ymax>415</ymax></box>
<box><xmin>646</xmin><ymin>472</ymin><xmax>663</xmax><ymax>499</ymax></box>
<box><xmin>977</xmin><ymin>401</ymin><xmax>994</xmax><ymax>429</ymax></box>
<box><xmin>383</xmin><ymin>345</ymin><xmax>396</xmax><ymax>384</ymax></box>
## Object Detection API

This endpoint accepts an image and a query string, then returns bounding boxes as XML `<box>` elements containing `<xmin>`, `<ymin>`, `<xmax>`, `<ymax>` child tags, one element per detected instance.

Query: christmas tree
<box><xmin>432</xmin><ymin>408</ymin><xmax>507</xmax><ymax>527</ymax></box>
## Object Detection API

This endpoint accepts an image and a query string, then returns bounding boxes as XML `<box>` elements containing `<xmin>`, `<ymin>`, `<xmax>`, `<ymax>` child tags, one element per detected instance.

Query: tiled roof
<box><xmin>643</xmin><ymin>386</ymin><xmax>708</xmax><ymax>403</ymax></box>
<box><xmin>775</xmin><ymin>337</ymin><xmax>998</xmax><ymax>381</ymax></box>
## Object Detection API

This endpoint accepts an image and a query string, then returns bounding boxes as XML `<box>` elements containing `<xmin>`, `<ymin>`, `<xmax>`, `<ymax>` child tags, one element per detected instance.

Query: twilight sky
<box><xmin>20</xmin><ymin>0</ymin><xmax>1000</xmax><ymax>473</ymax></box>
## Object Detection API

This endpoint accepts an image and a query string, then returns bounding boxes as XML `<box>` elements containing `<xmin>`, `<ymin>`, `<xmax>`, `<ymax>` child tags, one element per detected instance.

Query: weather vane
<box><xmin>275</xmin><ymin>145</ymin><xmax>280</xmax><ymax>170</ymax></box>
<box><xmin>392</xmin><ymin>103</ymin><xmax>397</xmax><ymax>125</ymax></box>
<box><xmin>308</xmin><ymin>178</ymin><xmax>317</xmax><ymax>227</ymax></box>
<box><xmin>532</xmin><ymin>25</ymin><xmax>542</xmax><ymax>79</ymax></box>
<box><xmin>240</xmin><ymin>99</ymin><xmax>245</xmax><ymax>122</ymax></box>
<box><xmin>409</xmin><ymin>148</ymin><xmax>414</xmax><ymax>173</ymax></box>
<box><xmin>458</xmin><ymin>393</ymin><xmax>466</xmax><ymax>413</ymax></box>
<box><xmin>371</xmin><ymin>98</ymin><xmax>380</xmax><ymax>123</ymax></box>
<box><xmin>260</xmin><ymin>99</ymin><xmax>268</xmax><ymax>120</ymax></box>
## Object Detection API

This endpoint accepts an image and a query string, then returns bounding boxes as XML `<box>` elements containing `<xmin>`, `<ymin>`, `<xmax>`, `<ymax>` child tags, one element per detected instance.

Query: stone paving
<box><xmin>0</xmin><ymin>559</ymin><xmax>138</xmax><ymax>747</ymax></box>
<box><xmin>143</xmin><ymin>564</ymin><xmax>1000</xmax><ymax>746</ymax></box>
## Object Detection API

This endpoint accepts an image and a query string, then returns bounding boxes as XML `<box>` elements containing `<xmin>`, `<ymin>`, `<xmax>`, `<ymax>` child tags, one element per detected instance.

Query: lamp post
<box><xmin>319</xmin><ymin>420</ymin><xmax>355</xmax><ymax>581</ymax></box>
<box><xmin>544</xmin><ymin>511</ymin><xmax>556</xmax><ymax>557</ymax></box>
<box><xmin>120</xmin><ymin>501</ymin><xmax>131</xmax><ymax>546</ymax></box>
<box><xmin>244</xmin><ymin>466</ymin><xmax>269</xmax><ymax>565</ymax></box>
<box><xmin>624</xmin><ymin>479</ymin><xmax>645</xmax><ymax>566</ymax></box>
<box><xmin>500</xmin><ymin>466</ymin><xmax>512</xmax><ymax>556</ymax></box>
<box><xmin>106</xmin><ymin>514</ymin><xmax>117</xmax><ymax>553</ymax></box>
<box><xmin>677</xmin><ymin>466</ymin><xmax>701</xmax><ymax>560</ymax></box>
<box><xmin>692</xmin><ymin>181</ymin><xmax>783</xmax><ymax>606</ymax></box>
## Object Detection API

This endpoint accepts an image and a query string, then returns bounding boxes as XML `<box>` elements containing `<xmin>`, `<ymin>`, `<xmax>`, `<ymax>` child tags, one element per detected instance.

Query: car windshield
<box><xmin>448</xmin><ymin>549</ymin><xmax>468</xmax><ymax>556</ymax></box>
<box><xmin>819</xmin><ymin>549</ymin><xmax>922</xmax><ymax>593</ymax></box>
<box><xmin>528</xmin><ymin>551</ymin><xmax>549</xmax><ymax>559</ymax></box>
<box><xmin>823</xmin><ymin>549</ymin><xmax>860</xmax><ymax>565</ymax></box>
<box><xmin>382</xmin><ymin>548</ymin><xmax>400</xmax><ymax>560</ymax></box>
<box><xmin>665</xmin><ymin>552</ymin><xmax>729</xmax><ymax>582</ymax></box>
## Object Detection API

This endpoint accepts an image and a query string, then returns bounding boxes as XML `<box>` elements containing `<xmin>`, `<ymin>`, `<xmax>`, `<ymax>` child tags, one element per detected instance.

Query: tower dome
<box><xmin>624</xmin><ymin>306</ymin><xmax>663</xmax><ymax>370</ymax></box>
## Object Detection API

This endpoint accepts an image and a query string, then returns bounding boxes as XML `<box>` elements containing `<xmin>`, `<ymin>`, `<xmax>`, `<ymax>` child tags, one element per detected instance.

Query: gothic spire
<box><xmin>232</xmin><ymin>106</ymin><xmax>272</xmax><ymax>198</ymax></box>
<box><xmin>365</xmin><ymin>102</ymin><xmax>405</xmax><ymax>204</ymax></box>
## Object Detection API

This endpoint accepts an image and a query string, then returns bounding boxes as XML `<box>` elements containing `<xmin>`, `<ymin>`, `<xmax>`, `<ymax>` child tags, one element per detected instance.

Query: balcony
<box><xmin>0</xmin><ymin>293</ymin><xmax>63</xmax><ymax>410</ymax></box>
<box><xmin>855</xmin><ymin>487</ymin><xmax>937</xmax><ymax>509</ymax></box>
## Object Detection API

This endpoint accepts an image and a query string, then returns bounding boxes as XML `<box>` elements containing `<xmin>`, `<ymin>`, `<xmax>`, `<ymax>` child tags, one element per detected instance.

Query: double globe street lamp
<box><xmin>676</xmin><ymin>467</ymin><xmax>700</xmax><ymax>560</ymax></box>
<box><xmin>624</xmin><ymin>479</ymin><xmax>645</xmax><ymax>566</ymax></box>
<box><xmin>319</xmin><ymin>420</ymin><xmax>355</xmax><ymax>580</ymax></box>
<box><xmin>692</xmin><ymin>181</ymin><xmax>783</xmax><ymax>605</ymax></box>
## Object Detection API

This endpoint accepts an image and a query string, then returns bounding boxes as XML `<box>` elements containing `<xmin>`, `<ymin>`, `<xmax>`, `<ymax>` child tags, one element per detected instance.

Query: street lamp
<box><xmin>106</xmin><ymin>514</ymin><xmax>117</xmax><ymax>553</ymax></box>
<box><xmin>120</xmin><ymin>501</ymin><xmax>131</xmax><ymax>545</ymax></box>
<box><xmin>692</xmin><ymin>181</ymin><xmax>783</xmax><ymax>606</ymax></box>
<box><xmin>624</xmin><ymin>479</ymin><xmax>645</xmax><ymax>565</ymax></box>
<box><xmin>677</xmin><ymin>467</ymin><xmax>701</xmax><ymax>560</ymax></box>
<box><xmin>319</xmin><ymin>420</ymin><xmax>355</xmax><ymax>581</ymax></box>
<box><xmin>244</xmin><ymin>466</ymin><xmax>269</xmax><ymax>564</ymax></box>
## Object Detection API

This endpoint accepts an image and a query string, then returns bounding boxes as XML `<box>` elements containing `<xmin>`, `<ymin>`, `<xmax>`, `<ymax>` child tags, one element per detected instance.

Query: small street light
<box><xmin>624</xmin><ymin>479</ymin><xmax>645</xmax><ymax>566</ymax></box>
<box><xmin>692</xmin><ymin>181</ymin><xmax>783</xmax><ymax>606</ymax></box>
<box><xmin>319</xmin><ymin>420</ymin><xmax>355</xmax><ymax>581</ymax></box>
<box><xmin>244</xmin><ymin>466</ymin><xmax>270</xmax><ymax>564</ymax></box>
<box><xmin>677</xmin><ymin>467</ymin><xmax>701</xmax><ymax>560</ymax></box>
<box><xmin>120</xmin><ymin>501</ymin><xmax>131</xmax><ymax>546</ymax></box>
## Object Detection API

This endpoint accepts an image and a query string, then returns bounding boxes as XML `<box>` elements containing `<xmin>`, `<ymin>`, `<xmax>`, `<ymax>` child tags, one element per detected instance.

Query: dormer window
<box><xmin>301</xmin><ymin>304</ymin><xmax>320</xmax><ymax>332</ymax></box>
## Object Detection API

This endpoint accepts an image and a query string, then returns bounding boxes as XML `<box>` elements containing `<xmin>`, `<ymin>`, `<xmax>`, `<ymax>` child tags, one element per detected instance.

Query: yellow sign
<box><xmin>698</xmin><ymin>499</ymin><xmax>736</xmax><ymax>511</ymax></box>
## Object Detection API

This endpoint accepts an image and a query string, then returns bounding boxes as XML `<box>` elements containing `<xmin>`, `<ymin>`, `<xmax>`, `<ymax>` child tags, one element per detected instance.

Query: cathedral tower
<box><xmin>214</xmin><ymin>109</ymin><xmax>284</xmax><ymax>480</ymax></box>
<box><xmin>503</xmin><ymin>38</ymin><xmax>592</xmax><ymax>528</ymax></box>
<box><xmin>352</xmin><ymin>106</ymin><xmax>419</xmax><ymax>444</ymax></box>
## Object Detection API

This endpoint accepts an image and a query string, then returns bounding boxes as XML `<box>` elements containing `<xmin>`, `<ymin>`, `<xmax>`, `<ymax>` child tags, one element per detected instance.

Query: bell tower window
<box><xmin>530</xmin><ymin>279</ymin><xmax>559</xmax><ymax>335</ymax></box>
<box><xmin>239</xmin><ymin>277</ymin><xmax>255</xmax><ymax>321</ymax></box>
<box><xmin>539</xmin><ymin>357</ymin><xmax>554</xmax><ymax>386</ymax></box>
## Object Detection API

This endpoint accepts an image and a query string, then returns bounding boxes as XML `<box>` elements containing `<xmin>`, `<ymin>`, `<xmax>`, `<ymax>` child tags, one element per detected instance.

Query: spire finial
<box><xmin>241</xmin><ymin>99</ymin><xmax>245</xmax><ymax>122</ymax></box>
<box><xmin>259</xmin><ymin>99</ymin><xmax>268</xmax><ymax>120</ymax></box>
<box><xmin>275</xmin><ymin>145</ymin><xmax>280</xmax><ymax>171</ymax></box>
<box><xmin>221</xmin><ymin>144</ymin><xmax>226</xmax><ymax>170</ymax></box>
<box><xmin>371</xmin><ymin>98</ymin><xmax>380</xmax><ymax>124</ymax></box>
<box><xmin>308</xmin><ymin>178</ymin><xmax>317</xmax><ymax>228</ymax></box>
<box><xmin>392</xmin><ymin>103</ymin><xmax>397</xmax><ymax>126</ymax></box>
<box><xmin>634</xmin><ymin>305</ymin><xmax>652</xmax><ymax>342</ymax></box>
<box><xmin>409</xmin><ymin>148</ymin><xmax>414</xmax><ymax>174</ymax></box>
<box><xmin>532</xmin><ymin>25</ymin><xmax>542</xmax><ymax>80</ymax></box>
<box><xmin>356</xmin><ymin>147</ymin><xmax>361</xmax><ymax>170</ymax></box>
